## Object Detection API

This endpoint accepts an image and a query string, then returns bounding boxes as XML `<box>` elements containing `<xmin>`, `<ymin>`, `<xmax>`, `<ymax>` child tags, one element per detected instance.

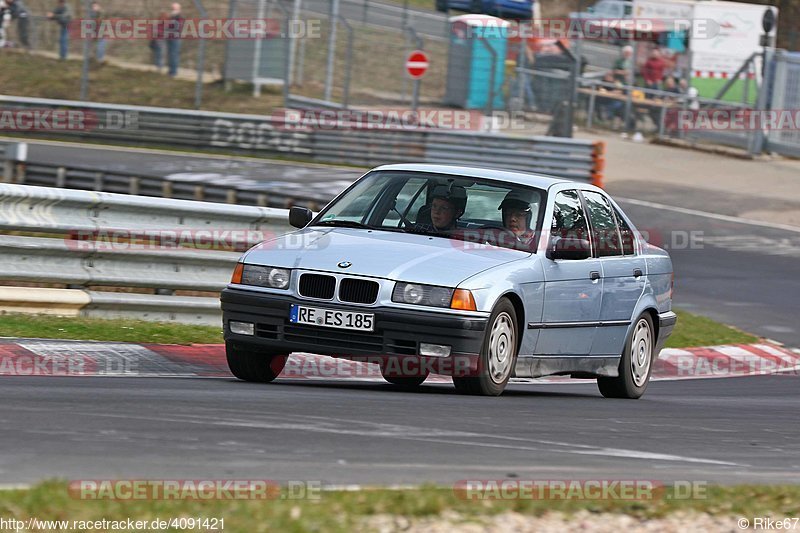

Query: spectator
<box><xmin>5</xmin><ymin>0</ymin><xmax>29</xmax><ymax>49</ymax></box>
<box><xmin>612</xmin><ymin>45</ymin><xmax>633</xmax><ymax>83</ymax></box>
<box><xmin>596</xmin><ymin>70</ymin><xmax>625</xmax><ymax>122</ymax></box>
<box><xmin>89</xmin><ymin>2</ymin><xmax>105</xmax><ymax>62</ymax></box>
<box><xmin>165</xmin><ymin>2</ymin><xmax>183</xmax><ymax>77</ymax></box>
<box><xmin>0</xmin><ymin>2</ymin><xmax>11</xmax><ymax>48</ymax></box>
<box><xmin>47</xmin><ymin>0</ymin><xmax>72</xmax><ymax>60</ymax></box>
<box><xmin>149</xmin><ymin>11</ymin><xmax>167</xmax><ymax>70</ymax></box>
<box><xmin>641</xmin><ymin>49</ymin><xmax>666</xmax><ymax>91</ymax></box>
<box><xmin>663</xmin><ymin>76</ymin><xmax>681</xmax><ymax>96</ymax></box>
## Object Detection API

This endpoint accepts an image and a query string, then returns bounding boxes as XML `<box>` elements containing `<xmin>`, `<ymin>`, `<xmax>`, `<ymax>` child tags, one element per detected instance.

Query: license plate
<box><xmin>289</xmin><ymin>305</ymin><xmax>375</xmax><ymax>332</ymax></box>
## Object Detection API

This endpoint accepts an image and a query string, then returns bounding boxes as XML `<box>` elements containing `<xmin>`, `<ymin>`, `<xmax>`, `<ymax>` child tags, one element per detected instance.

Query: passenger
<box><xmin>499</xmin><ymin>190</ymin><xmax>536</xmax><ymax>243</ymax></box>
<box><xmin>428</xmin><ymin>184</ymin><xmax>467</xmax><ymax>232</ymax></box>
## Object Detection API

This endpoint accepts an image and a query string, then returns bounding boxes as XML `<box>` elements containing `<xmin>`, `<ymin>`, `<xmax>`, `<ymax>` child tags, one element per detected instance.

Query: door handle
<box><xmin>633</xmin><ymin>268</ymin><xmax>643</xmax><ymax>278</ymax></box>
<box><xmin>590</xmin><ymin>271</ymin><xmax>601</xmax><ymax>281</ymax></box>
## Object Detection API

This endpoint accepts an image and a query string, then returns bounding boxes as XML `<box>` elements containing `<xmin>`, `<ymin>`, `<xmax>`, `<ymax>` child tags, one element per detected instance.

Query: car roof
<box><xmin>371</xmin><ymin>164</ymin><xmax>573</xmax><ymax>190</ymax></box>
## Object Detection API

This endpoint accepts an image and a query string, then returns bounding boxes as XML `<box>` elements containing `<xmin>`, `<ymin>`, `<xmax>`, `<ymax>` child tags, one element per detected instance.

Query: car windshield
<box><xmin>312</xmin><ymin>171</ymin><xmax>546</xmax><ymax>252</ymax></box>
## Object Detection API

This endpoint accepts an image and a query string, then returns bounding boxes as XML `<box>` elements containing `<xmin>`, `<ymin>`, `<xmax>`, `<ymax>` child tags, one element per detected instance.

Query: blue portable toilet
<box><xmin>445</xmin><ymin>14</ymin><xmax>509</xmax><ymax>110</ymax></box>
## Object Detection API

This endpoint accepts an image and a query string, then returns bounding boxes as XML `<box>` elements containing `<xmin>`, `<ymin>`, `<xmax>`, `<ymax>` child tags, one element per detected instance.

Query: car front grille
<box><xmin>339</xmin><ymin>278</ymin><xmax>380</xmax><ymax>304</ymax></box>
<box><xmin>298</xmin><ymin>273</ymin><xmax>336</xmax><ymax>299</ymax></box>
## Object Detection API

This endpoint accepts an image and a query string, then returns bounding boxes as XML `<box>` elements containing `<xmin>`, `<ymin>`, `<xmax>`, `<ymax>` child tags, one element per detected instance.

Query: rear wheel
<box><xmin>226</xmin><ymin>342</ymin><xmax>287</xmax><ymax>383</ymax></box>
<box><xmin>597</xmin><ymin>314</ymin><xmax>654</xmax><ymax>399</ymax></box>
<box><xmin>453</xmin><ymin>298</ymin><xmax>518</xmax><ymax>396</ymax></box>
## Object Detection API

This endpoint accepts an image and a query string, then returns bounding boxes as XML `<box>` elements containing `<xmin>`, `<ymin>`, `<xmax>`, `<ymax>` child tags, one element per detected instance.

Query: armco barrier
<box><xmin>0</xmin><ymin>95</ymin><xmax>604</xmax><ymax>186</ymax></box>
<box><xmin>0</xmin><ymin>184</ymin><xmax>295</xmax><ymax>325</ymax></box>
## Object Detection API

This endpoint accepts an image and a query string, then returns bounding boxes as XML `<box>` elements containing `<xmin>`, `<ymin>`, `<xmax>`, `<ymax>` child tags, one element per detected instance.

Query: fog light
<box><xmin>420</xmin><ymin>343</ymin><xmax>451</xmax><ymax>357</ymax></box>
<box><xmin>230</xmin><ymin>321</ymin><xmax>255</xmax><ymax>336</ymax></box>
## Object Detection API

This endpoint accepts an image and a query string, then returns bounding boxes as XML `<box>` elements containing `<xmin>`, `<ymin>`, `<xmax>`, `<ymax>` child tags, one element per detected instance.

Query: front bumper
<box><xmin>221</xmin><ymin>287</ymin><xmax>488</xmax><ymax>374</ymax></box>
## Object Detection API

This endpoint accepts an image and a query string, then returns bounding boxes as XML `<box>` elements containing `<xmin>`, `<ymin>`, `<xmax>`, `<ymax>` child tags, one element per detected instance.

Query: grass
<box><xmin>0</xmin><ymin>308</ymin><xmax>760</xmax><ymax>348</ymax></box>
<box><xmin>0</xmin><ymin>11</ymin><xmax>449</xmax><ymax>110</ymax></box>
<box><xmin>668</xmin><ymin>309</ymin><xmax>758</xmax><ymax>348</ymax></box>
<box><xmin>0</xmin><ymin>52</ymin><xmax>284</xmax><ymax>114</ymax></box>
<box><xmin>0</xmin><ymin>313</ymin><xmax>223</xmax><ymax>344</ymax></box>
<box><xmin>0</xmin><ymin>481</ymin><xmax>798</xmax><ymax>532</ymax></box>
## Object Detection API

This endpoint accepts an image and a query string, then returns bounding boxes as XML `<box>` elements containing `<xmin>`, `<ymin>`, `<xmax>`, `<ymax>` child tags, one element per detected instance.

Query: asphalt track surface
<box><xmin>1</xmin><ymin>374</ymin><xmax>799</xmax><ymax>485</ymax></box>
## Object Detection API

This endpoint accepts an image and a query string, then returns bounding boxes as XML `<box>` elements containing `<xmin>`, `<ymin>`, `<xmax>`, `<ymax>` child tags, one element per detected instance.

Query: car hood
<box><xmin>243</xmin><ymin>227</ymin><xmax>531</xmax><ymax>287</ymax></box>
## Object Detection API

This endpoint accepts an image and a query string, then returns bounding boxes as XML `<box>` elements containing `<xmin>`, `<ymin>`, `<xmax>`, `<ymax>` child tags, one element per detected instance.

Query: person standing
<box><xmin>47</xmin><ymin>0</ymin><xmax>72</xmax><ymax>60</ymax></box>
<box><xmin>613</xmin><ymin>45</ymin><xmax>633</xmax><ymax>84</ymax></box>
<box><xmin>149</xmin><ymin>11</ymin><xmax>167</xmax><ymax>70</ymax></box>
<box><xmin>6</xmin><ymin>0</ymin><xmax>29</xmax><ymax>49</ymax></box>
<box><xmin>641</xmin><ymin>49</ymin><xmax>666</xmax><ymax>91</ymax></box>
<box><xmin>89</xmin><ymin>2</ymin><xmax>105</xmax><ymax>62</ymax></box>
<box><xmin>165</xmin><ymin>2</ymin><xmax>183</xmax><ymax>77</ymax></box>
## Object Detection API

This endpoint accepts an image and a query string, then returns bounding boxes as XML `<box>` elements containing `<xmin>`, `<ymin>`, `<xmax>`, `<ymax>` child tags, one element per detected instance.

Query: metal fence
<box><xmin>0</xmin><ymin>96</ymin><xmax>605</xmax><ymax>185</ymax></box>
<box><xmin>766</xmin><ymin>50</ymin><xmax>800</xmax><ymax>158</ymax></box>
<box><xmin>0</xmin><ymin>183</ymin><xmax>294</xmax><ymax>325</ymax></box>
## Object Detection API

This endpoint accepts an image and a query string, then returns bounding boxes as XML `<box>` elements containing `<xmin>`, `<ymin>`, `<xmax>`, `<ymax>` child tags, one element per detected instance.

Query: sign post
<box><xmin>405</xmin><ymin>50</ymin><xmax>429</xmax><ymax>112</ymax></box>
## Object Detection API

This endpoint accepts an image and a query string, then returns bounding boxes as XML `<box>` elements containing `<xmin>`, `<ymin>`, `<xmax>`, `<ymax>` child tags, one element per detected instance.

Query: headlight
<box><xmin>240</xmin><ymin>265</ymin><xmax>291</xmax><ymax>289</ymax></box>
<box><xmin>392</xmin><ymin>282</ymin><xmax>454</xmax><ymax>308</ymax></box>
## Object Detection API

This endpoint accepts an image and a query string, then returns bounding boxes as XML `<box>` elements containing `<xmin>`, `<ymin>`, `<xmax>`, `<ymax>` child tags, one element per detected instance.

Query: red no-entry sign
<box><xmin>405</xmin><ymin>50</ymin><xmax>429</xmax><ymax>79</ymax></box>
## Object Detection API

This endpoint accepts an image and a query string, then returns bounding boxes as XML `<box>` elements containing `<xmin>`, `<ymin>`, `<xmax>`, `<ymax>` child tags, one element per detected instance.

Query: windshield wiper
<box><xmin>313</xmin><ymin>219</ymin><xmax>374</xmax><ymax>229</ymax></box>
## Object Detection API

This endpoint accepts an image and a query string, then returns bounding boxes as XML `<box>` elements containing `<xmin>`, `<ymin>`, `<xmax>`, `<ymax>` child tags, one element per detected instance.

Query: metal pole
<box><xmin>478</xmin><ymin>36</ymin><xmax>497</xmax><ymax>118</ymax></box>
<box><xmin>324</xmin><ymin>0</ymin><xmax>340</xmax><ymax>102</ymax></box>
<box><xmin>192</xmin><ymin>0</ymin><xmax>208</xmax><ymax>109</ymax></box>
<box><xmin>297</xmin><ymin>34</ymin><xmax>306</xmax><ymax>85</ymax></box>
<box><xmin>79</xmin><ymin>0</ymin><xmax>91</xmax><ymax>101</ymax></box>
<box><xmin>252</xmin><ymin>0</ymin><xmax>266</xmax><ymax>97</ymax></box>
<box><xmin>749</xmin><ymin>47</ymin><xmax>775</xmax><ymax>156</ymax></box>
<box><xmin>288</xmin><ymin>0</ymin><xmax>302</xmax><ymax>85</ymax></box>
<box><xmin>405</xmin><ymin>26</ymin><xmax>424</xmax><ymax>113</ymax></box>
<box><xmin>402</xmin><ymin>0</ymin><xmax>409</xmax><ymax>28</ymax></box>
<box><xmin>516</xmin><ymin>45</ymin><xmax>526</xmax><ymax>112</ymax></box>
<box><xmin>339</xmin><ymin>15</ymin><xmax>353</xmax><ymax>109</ymax></box>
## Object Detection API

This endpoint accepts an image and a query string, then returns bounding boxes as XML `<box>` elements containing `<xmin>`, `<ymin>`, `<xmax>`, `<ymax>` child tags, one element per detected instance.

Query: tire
<box><xmin>381</xmin><ymin>359</ymin><xmax>429</xmax><ymax>388</ymax></box>
<box><xmin>453</xmin><ymin>298</ymin><xmax>518</xmax><ymax>396</ymax></box>
<box><xmin>226</xmin><ymin>342</ymin><xmax>287</xmax><ymax>383</ymax></box>
<box><xmin>435</xmin><ymin>0</ymin><xmax>447</xmax><ymax>13</ymax></box>
<box><xmin>382</xmin><ymin>374</ymin><xmax>429</xmax><ymax>387</ymax></box>
<box><xmin>471</xmin><ymin>0</ymin><xmax>483</xmax><ymax>14</ymax></box>
<box><xmin>597</xmin><ymin>314</ymin><xmax>654</xmax><ymax>399</ymax></box>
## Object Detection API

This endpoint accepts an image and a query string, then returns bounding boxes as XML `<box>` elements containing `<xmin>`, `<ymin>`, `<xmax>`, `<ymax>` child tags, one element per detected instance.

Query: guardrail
<box><xmin>2</xmin><ymin>155</ymin><xmax>331</xmax><ymax>209</ymax></box>
<box><xmin>0</xmin><ymin>95</ymin><xmax>605</xmax><ymax>186</ymax></box>
<box><xmin>0</xmin><ymin>183</ymin><xmax>295</xmax><ymax>325</ymax></box>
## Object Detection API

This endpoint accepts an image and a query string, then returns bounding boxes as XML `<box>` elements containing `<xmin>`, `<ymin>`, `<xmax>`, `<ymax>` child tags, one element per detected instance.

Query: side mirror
<box><xmin>289</xmin><ymin>206</ymin><xmax>313</xmax><ymax>229</ymax></box>
<box><xmin>547</xmin><ymin>236</ymin><xmax>592</xmax><ymax>260</ymax></box>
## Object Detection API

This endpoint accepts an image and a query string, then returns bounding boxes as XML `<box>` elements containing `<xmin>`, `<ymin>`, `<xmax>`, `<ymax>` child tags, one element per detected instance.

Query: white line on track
<box><xmin>615</xmin><ymin>197</ymin><xmax>800</xmax><ymax>234</ymax></box>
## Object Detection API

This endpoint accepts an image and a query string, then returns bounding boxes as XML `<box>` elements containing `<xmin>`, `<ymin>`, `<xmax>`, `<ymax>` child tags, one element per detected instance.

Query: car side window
<box><xmin>582</xmin><ymin>191</ymin><xmax>623</xmax><ymax>257</ymax></box>
<box><xmin>613</xmin><ymin>206</ymin><xmax>636</xmax><ymax>255</ymax></box>
<box><xmin>551</xmin><ymin>190</ymin><xmax>590</xmax><ymax>241</ymax></box>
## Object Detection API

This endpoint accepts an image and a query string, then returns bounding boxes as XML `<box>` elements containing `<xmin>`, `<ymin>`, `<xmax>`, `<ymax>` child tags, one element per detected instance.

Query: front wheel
<box><xmin>226</xmin><ymin>342</ymin><xmax>287</xmax><ymax>383</ymax></box>
<box><xmin>453</xmin><ymin>298</ymin><xmax>518</xmax><ymax>396</ymax></box>
<box><xmin>597</xmin><ymin>314</ymin><xmax>654</xmax><ymax>399</ymax></box>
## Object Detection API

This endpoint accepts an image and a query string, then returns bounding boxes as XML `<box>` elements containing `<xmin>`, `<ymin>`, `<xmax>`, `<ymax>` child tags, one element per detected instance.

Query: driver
<box><xmin>499</xmin><ymin>189</ymin><xmax>536</xmax><ymax>242</ymax></box>
<box><xmin>428</xmin><ymin>184</ymin><xmax>467</xmax><ymax>232</ymax></box>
